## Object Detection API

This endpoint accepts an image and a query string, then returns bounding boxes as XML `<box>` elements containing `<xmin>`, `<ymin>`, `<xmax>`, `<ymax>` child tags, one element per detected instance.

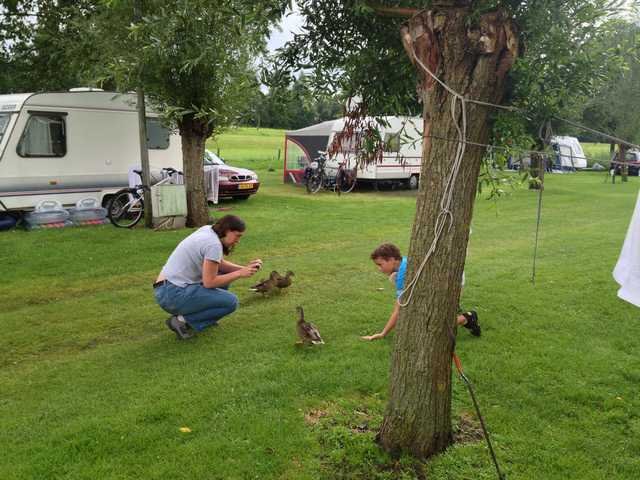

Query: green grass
<box><xmin>582</xmin><ymin>142</ymin><xmax>613</xmax><ymax>167</ymax></box>
<box><xmin>208</xmin><ymin>127</ymin><xmax>285</xmax><ymax>172</ymax></box>
<box><xmin>2</xmin><ymin>168</ymin><xmax>640</xmax><ymax>479</ymax></box>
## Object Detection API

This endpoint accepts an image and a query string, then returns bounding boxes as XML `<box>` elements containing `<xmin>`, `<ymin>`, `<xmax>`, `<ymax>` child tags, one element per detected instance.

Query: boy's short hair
<box><xmin>370</xmin><ymin>243</ymin><xmax>402</xmax><ymax>261</ymax></box>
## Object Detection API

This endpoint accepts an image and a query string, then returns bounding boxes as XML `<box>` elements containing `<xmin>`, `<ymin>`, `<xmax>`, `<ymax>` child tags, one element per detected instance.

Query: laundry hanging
<box><xmin>613</xmin><ymin>190</ymin><xmax>640</xmax><ymax>307</ymax></box>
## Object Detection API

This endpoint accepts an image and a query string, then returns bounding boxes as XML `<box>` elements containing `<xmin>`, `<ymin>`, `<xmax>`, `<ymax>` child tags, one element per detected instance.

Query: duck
<box><xmin>296</xmin><ymin>306</ymin><xmax>324</xmax><ymax>345</ymax></box>
<box><xmin>275</xmin><ymin>270</ymin><xmax>295</xmax><ymax>291</ymax></box>
<box><xmin>249</xmin><ymin>271</ymin><xmax>279</xmax><ymax>295</ymax></box>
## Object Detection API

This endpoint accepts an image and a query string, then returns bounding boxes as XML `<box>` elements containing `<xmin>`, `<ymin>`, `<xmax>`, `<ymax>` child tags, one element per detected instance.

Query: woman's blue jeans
<box><xmin>154</xmin><ymin>281</ymin><xmax>238</xmax><ymax>332</ymax></box>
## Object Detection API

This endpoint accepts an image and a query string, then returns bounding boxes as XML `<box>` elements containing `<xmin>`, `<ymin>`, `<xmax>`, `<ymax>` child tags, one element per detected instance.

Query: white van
<box><xmin>0</xmin><ymin>90</ymin><xmax>182</xmax><ymax>211</ymax></box>
<box><xmin>327</xmin><ymin>116</ymin><xmax>424</xmax><ymax>188</ymax></box>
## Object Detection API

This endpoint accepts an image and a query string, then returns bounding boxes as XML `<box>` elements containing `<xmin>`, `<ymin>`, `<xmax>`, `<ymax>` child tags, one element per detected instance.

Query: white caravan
<box><xmin>0</xmin><ymin>90</ymin><xmax>182</xmax><ymax>211</ymax></box>
<box><xmin>283</xmin><ymin>116</ymin><xmax>423</xmax><ymax>188</ymax></box>
<box><xmin>550</xmin><ymin>136</ymin><xmax>587</xmax><ymax>170</ymax></box>
<box><xmin>327</xmin><ymin>116</ymin><xmax>424</xmax><ymax>188</ymax></box>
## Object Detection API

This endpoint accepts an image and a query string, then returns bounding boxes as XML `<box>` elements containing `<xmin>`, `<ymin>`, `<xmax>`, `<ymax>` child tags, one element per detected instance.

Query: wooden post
<box><xmin>621</xmin><ymin>143</ymin><xmax>628</xmax><ymax>183</ymax></box>
<box><xmin>136</xmin><ymin>88</ymin><xmax>153</xmax><ymax>228</ymax></box>
<box><xmin>134</xmin><ymin>0</ymin><xmax>152</xmax><ymax>228</ymax></box>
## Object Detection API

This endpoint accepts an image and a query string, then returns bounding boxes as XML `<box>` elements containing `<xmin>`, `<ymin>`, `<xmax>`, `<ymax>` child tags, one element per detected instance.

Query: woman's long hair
<box><xmin>212</xmin><ymin>215</ymin><xmax>246</xmax><ymax>255</ymax></box>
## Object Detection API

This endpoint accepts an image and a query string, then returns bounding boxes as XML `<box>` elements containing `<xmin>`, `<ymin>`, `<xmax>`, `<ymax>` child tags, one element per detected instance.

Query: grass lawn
<box><xmin>582</xmin><ymin>142</ymin><xmax>613</xmax><ymax>167</ymax></box>
<box><xmin>208</xmin><ymin>127</ymin><xmax>285</xmax><ymax>172</ymax></box>
<box><xmin>1</xmin><ymin>160</ymin><xmax>640</xmax><ymax>478</ymax></box>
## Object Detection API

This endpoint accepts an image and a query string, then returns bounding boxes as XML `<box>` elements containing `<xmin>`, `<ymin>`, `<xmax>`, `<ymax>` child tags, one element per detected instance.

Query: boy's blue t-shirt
<box><xmin>396</xmin><ymin>257</ymin><xmax>407</xmax><ymax>298</ymax></box>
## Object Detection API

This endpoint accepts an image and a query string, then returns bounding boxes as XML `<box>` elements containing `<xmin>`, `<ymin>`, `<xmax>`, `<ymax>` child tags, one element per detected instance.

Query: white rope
<box><xmin>397</xmin><ymin>48</ymin><xmax>468</xmax><ymax>307</ymax></box>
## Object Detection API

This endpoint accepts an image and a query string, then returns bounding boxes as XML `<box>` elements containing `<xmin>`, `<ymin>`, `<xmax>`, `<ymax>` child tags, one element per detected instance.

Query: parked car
<box><xmin>204</xmin><ymin>150</ymin><xmax>260</xmax><ymax>199</ymax></box>
<box><xmin>612</xmin><ymin>150</ymin><xmax>640</xmax><ymax>176</ymax></box>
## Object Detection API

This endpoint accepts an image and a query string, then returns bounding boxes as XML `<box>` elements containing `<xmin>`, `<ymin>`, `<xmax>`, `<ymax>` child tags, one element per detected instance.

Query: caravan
<box><xmin>550</xmin><ymin>136</ymin><xmax>587</xmax><ymax>170</ymax></box>
<box><xmin>284</xmin><ymin>116</ymin><xmax>423</xmax><ymax>188</ymax></box>
<box><xmin>0</xmin><ymin>90</ymin><xmax>182</xmax><ymax>211</ymax></box>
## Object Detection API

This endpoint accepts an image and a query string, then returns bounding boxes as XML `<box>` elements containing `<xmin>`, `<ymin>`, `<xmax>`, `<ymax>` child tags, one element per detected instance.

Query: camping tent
<box><xmin>283</xmin><ymin>119</ymin><xmax>337</xmax><ymax>183</ymax></box>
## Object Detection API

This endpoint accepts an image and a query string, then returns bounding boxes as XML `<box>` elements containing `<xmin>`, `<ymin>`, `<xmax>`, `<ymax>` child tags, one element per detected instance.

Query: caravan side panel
<box><xmin>0</xmin><ymin>96</ymin><xmax>182</xmax><ymax>210</ymax></box>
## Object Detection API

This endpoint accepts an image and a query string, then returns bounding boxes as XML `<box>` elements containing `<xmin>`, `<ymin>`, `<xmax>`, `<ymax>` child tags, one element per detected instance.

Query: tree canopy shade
<box><xmin>281</xmin><ymin>0</ymin><xmax>634</xmax><ymax>460</ymax></box>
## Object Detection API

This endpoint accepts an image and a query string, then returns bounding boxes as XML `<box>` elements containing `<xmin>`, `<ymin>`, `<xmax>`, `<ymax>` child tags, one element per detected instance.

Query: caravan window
<box><xmin>146</xmin><ymin>118</ymin><xmax>170</xmax><ymax>150</ymax></box>
<box><xmin>0</xmin><ymin>114</ymin><xmax>10</xmax><ymax>144</ymax></box>
<box><xmin>17</xmin><ymin>113</ymin><xmax>66</xmax><ymax>157</ymax></box>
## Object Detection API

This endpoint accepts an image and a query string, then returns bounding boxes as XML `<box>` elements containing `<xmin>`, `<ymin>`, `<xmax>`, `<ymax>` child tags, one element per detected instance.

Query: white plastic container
<box><xmin>24</xmin><ymin>200</ymin><xmax>70</xmax><ymax>226</ymax></box>
<box><xmin>69</xmin><ymin>197</ymin><xmax>107</xmax><ymax>224</ymax></box>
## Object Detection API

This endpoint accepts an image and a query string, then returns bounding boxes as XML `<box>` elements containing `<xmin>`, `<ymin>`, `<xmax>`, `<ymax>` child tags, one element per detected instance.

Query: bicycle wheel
<box><xmin>107</xmin><ymin>189</ymin><xmax>144</xmax><ymax>228</ymax></box>
<box><xmin>337</xmin><ymin>168</ymin><xmax>357</xmax><ymax>194</ymax></box>
<box><xmin>306</xmin><ymin>172</ymin><xmax>323</xmax><ymax>194</ymax></box>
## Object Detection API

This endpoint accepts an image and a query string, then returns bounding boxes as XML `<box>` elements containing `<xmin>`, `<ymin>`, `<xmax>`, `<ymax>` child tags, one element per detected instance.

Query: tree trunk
<box><xmin>620</xmin><ymin>144</ymin><xmax>628</xmax><ymax>183</ymax></box>
<box><xmin>178</xmin><ymin>115</ymin><xmax>213</xmax><ymax>227</ymax></box>
<box><xmin>378</xmin><ymin>3</ymin><xmax>517</xmax><ymax>459</ymax></box>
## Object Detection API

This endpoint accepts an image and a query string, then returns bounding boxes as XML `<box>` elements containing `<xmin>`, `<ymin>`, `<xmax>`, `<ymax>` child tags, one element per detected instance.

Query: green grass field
<box><xmin>582</xmin><ymin>142</ymin><xmax>614</xmax><ymax>166</ymax></box>
<box><xmin>208</xmin><ymin>127</ymin><xmax>286</xmax><ymax>172</ymax></box>
<box><xmin>1</xmin><ymin>138</ymin><xmax>640</xmax><ymax>479</ymax></box>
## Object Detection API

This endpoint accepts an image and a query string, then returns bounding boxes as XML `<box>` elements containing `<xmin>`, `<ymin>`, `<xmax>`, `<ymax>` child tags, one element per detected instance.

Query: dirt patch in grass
<box><xmin>304</xmin><ymin>408</ymin><xmax>328</xmax><ymax>425</ymax></box>
<box><xmin>453</xmin><ymin>411</ymin><xmax>484</xmax><ymax>444</ymax></box>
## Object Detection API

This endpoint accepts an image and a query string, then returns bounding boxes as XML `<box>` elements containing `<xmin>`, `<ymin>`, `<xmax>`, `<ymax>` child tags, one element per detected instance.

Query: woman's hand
<box><xmin>361</xmin><ymin>332</ymin><xmax>385</xmax><ymax>341</ymax></box>
<box><xmin>237</xmin><ymin>265</ymin><xmax>259</xmax><ymax>278</ymax></box>
<box><xmin>248</xmin><ymin>258</ymin><xmax>263</xmax><ymax>270</ymax></box>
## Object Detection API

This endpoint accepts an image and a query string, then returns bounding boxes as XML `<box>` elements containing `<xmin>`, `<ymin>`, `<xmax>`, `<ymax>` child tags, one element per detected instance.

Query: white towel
<box><xmin>204</xmin><ymin>166</ymin><xmax>219</xmax><ymax>204</ymax></box>
<box><xmin>613</xmin><ymin>190</ymin><xmax>640</xmax><ymax>307</ymax></box>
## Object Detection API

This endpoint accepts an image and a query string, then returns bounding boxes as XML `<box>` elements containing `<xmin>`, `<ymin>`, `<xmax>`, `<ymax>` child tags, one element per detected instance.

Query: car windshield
<box><xmin>0</xmin><ymin>114</ymin><xmax>10</xmax><ymax>144</ymax></box>
<box><xmin>204</xmin><ymin>150</ymin><xmax>225</xmax><ymax>166</ymax></box>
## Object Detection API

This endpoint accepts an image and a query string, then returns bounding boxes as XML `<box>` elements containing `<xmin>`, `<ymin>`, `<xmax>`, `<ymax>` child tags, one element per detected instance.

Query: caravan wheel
<box><xmin>408</xmin><ymin>174</ymin><xmax>419</xmax><ymax>190</ymax></box>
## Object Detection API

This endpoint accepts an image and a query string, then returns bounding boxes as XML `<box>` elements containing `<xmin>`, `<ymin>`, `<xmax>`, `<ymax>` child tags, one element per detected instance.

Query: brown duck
<box><xmin>296</xmin><ymin>306</ymin><xmax>324</xmax><ymax>345</ymax></box>
<box><xmin>275</xmin><ymin>270</ymin><xmax>295</xmax><ymax>291</ymax></box>
<box><xmin>249</xmin><ymin>271</ymin><xmax>278</xmax><ymax>295</ymax></box>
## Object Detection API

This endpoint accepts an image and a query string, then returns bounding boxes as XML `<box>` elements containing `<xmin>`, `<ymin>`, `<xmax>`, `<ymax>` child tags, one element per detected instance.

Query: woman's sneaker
<box><xmin>462</xmin><ymin>311</ymin><xmax>481</xmax><ymax>337</ymax></box>
<box><xmin>166</xmin><ymin>316</ymin><xmax>195</xmax><ymax>340</ymax></box>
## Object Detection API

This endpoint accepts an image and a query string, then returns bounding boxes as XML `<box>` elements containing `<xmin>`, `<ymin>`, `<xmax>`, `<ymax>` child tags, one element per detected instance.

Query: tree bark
<box><xmin>178</xmin><ymin>115</ymin><xmax>213</xmax><ymax>227</ymax></box>
<box><xmin>378</xmin><ymin>3</ymin><xmax>517</xmax><ymax>459</ymax></box>
<box><xmin>620</xmin><ymin>144</ymin><xmax>628</xmax><ymax>183</ymax></box>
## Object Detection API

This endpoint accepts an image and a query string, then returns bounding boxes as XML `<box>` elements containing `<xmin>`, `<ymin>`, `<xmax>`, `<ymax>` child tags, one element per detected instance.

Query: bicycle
<box><xmin>107</xmin><ymin>167</ymin><xmax>182</xmax><ymax>228</ymax></box>
<box><xmin>304</xmin><ymin>152</ymin><xmax>357</xmax><ymax>194</ymax></box>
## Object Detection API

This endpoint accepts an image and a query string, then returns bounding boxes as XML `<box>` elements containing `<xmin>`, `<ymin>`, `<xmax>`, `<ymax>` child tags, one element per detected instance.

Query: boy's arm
<box><xmin>361</xmin><ymin>301</ymin><xmax>400</xmax><ymax>341</ymax></box>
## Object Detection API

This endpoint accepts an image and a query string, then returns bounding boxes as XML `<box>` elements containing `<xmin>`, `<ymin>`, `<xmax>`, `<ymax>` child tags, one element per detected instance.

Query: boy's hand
<box><xmin>361</xmin><ymin>333</ymin><xmax>385</xmax><ymax>341</ymax></box>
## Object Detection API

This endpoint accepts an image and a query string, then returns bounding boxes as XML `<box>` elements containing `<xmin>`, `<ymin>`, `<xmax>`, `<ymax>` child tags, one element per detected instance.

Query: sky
<box><xmin>266</xmin><ymin>4</ymin><xmax>305</xmax><ymax>54</ymax></box>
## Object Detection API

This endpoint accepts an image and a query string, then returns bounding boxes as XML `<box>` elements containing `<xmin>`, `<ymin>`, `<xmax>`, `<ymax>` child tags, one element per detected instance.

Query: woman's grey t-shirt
<box><xmin>161</xmin><ymin>226</ymin><xmax>223</xmax><ymax>287</ymax></box>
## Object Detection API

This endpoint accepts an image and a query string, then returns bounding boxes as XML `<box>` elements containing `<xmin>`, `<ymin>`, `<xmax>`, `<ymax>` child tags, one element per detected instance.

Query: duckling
<box><xmin>275</xmin><ymin>270</ymin><xmax>295</xmax><ymax>291</ymax></box>
<box><xmin>249</xmin><ymin>271</ymin><xmax>278</xmax><ymax>295</ymax></box>
<box><xmin>296</xmin><ymin>306</ymin><xmax>324</xmax><ymax>345</ymax></box>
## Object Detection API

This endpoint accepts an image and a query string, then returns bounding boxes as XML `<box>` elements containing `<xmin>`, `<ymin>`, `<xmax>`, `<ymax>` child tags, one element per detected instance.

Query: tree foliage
<box><xmin>579</xmin><ymin>19</ymin><xmax>640</xmax><ymax>145</ymax></box>
<box><xmin>239</xmin><ymin>74</ymin><xmax>342</xmax><ymax>129</ymax></box>
<box><xmin>0</xmin><ymin>1</ymin><xmax>98</xmax><ymax>93</ymax></box>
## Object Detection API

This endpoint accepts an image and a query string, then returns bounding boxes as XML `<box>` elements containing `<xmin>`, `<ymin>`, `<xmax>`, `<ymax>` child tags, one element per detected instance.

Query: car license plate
<box><xmin>238</xmin><ymin>183</ymin><xmax>253</xmax><ymax>190</ymax></box>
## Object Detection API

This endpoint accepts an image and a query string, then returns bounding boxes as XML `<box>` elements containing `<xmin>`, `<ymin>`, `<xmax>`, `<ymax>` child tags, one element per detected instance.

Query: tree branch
<box><xmin>368</xmin><ymin>4</ymin><xmax>421</xmax><ymax>18</ymax></box>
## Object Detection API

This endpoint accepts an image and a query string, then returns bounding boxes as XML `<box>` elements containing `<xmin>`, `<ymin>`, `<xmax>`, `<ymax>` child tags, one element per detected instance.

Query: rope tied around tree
<box><xmin>397</xmin><ymin>26</ymin><xmax>468</xmax><ymax>307</ymax></box>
